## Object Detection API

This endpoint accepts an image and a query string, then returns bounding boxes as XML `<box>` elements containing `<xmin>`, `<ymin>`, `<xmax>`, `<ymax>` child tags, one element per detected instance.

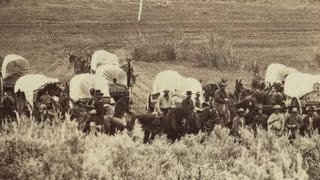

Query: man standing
<box><xmin>286</xmin><ymin>107</ymin><xmax>302</xmax><ymax>143</ymax></box>
<box><xmin>230</xmin><ymin>108</ymin><xmax>246</xmax><ymax>138</ymax></box>
<box><xmin>214</xmin><ymin>82</ymin><xmax>229</xmax><ymax>126</ymax></box>
<box><xmin>194</xmin><ymin>91</ymin><xmax>202</xmax><ymax>112</ymax></box>
<box><xmin>267</xmin><ymin>105</ymin><xmax>285</xmax><ymax>136</ymax></box>
<box><xmin>252</xmin><ymin>106</ymin><xmax>268</xmax><ymax>136</ymax></box>
<box><xmin>155</xmin><ymin>89</ymin><xmax>175</xmax><ymax>116</ymax></box>
<box><xmin>181</xmin><ymin>91</ymin><xmax>195</xmax><ymax>120</ymax></box>
<box><xmin>301</xmin><ymin>106</ymin><xmax>316</xmax><ymax>137</ymax></box>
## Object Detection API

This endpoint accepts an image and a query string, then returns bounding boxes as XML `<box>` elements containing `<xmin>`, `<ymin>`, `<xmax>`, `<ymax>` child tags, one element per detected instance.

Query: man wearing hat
<box><xmin>194</xmin><ymin>91</ymin><xmax>202</xmax><ymax>112</ymax></box>
<box><xmin>214</xmin><ymin>82</ymin><xmax>229</xmax><ymax>126</ymax></box>
<box><xmin>301</xmin><ymin>106</ymin><xmax>316</xmax><ymax>137</ymax></box>
<box><xmin>286</xmin><ymin>107</ymin><xmax>303</xmax><ymax>142</ymax></box>
<box><xmin>230</xmin><ymin>108</ymin><xmax>246</xmax><ymax>138</ymax></box>
<box><xmin>181</xmin><ymin>91</ymin><xmax>195</xmax><ymax>120</ymax></box>
<box><xmin>155</xmin><ymin>89</ymin><xmax>175</xmax><ymax>116</ymax></box>
<box><xmin>267</xmin><ymin>105</ymin><xmax>285</xmax><ymax>136</ymax></box>
<box><xmin>252</xmin><ymin>106</ymin><xmax>268</xmax><ymax>136</ymax></box>
<box><xmin>73</xmin><ymin>100</ymin><xmax>90</xmax><ymax>132</ymax></box>
<box><xmin>86</xmin><ymin>90</ymin><xmax>105</xmax><ymax>126</ymax></box>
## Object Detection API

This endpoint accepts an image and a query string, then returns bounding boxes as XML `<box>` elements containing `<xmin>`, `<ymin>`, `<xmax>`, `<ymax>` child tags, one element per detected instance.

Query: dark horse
<box><xmin>202</xmin><ymin>83</ymin><xmax>219</xmax><ymax>102</ymax></box>
<box><xmin>68</xmin><ymin>53</ymin><xmax>90</xmax><ymax>75</ymax></box>
<box><xmin>202</xmin><ymin>78</ymin><xmax>228</xmax><ymax>102</ymax></box>
<box><xmin>133</xmin><ymin>108</ymin><xmax>185</xmax><ymax>143</ymax></box>
<box><xmin>0</xmin><ymin>93</ymin><xmax>17</xmax><ymax>122</ymax></box>
<box><xmin>226</xmin><ymin>93</ymin><xmax>258</xmax><ymax>128</ymax></box>
<box><xmin>135</xmin><ymin>107</ymin><xmax>220</xmax><ymax>143</ymax></box>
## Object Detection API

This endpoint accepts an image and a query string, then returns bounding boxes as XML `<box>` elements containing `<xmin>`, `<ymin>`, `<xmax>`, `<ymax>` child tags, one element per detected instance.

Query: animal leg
<box><xmin>143</xmin><ymin>130</ymin><xmax>151</xmax><ymax>144</ymax></box>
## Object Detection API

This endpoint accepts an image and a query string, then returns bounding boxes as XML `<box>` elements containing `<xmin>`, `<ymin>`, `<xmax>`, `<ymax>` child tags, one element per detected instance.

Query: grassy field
<box><xmin>1</xmin><ymin>0</ymin><xmax>320</xmax><ymax>179</ymax></box>
<box><xmin>1</xmin><ymin>0</ymin><xmax>320</xmax><ymax>112</ymax></box>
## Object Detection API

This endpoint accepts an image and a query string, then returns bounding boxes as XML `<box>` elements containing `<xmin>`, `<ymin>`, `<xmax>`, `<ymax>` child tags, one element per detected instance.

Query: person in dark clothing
<box><xmin>286</xmin><ymin>107</ymin><xmax>302</xmax><ymax>144</ymax></box>
<box><xmin>301</xmin><ymin>106</ymin><xmax>316</xmax><ymax>137</ymax></box>
<box><xmin>181</xmin><ymin>91</ymin><xmax>195</xmax><ymax>120</ymax></box>
<box><xmin>252</xmin><ymin>106</ymin><xmax>268</xmax><ymax>137</ymax></box>
<box><xmin>214</xmin><ymin>82</ymin><xmax>229</xmax><ymax>126</ymax></box>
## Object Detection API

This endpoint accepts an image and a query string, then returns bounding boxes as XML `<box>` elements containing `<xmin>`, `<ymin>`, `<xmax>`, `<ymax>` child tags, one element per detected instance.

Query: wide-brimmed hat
<box><xmin>306</xmin><ymin>106</ymin><xmax>315</xmax><ymax>111</ymax></box>
<box><xmin>220</xmin><ymin>82</ymin><xmax>227</xmax><ymax>87</ymax></box>
<box><xmin>163</xmin><ymin>89</ymin><xmax>170</xmax><ymax>92</ymax></box>
<box><xmin>196</xmin><ymin>91</ymin><xmax>201</xmax><ymax>95</ymax></box>
<box><xmin>291</xmin><ymin>107</ymin><xmax>298</xmax><ymax>113</ymax></box>
<box><xmin>273</xmin><ymin>105</ymin><xmax>282</xmax><ymax>110</ymax></box>
<box><xmin>237</xmin><ymin>108</ymin><xmax>245</xmax><ymax>113</ymax></box>
<box><xmin>76</xmin><ymin>100</ymin><xmax>85</xmax><ymax>106</ymax></box>
<box><xmin>94</xmin><ymin>90</ymin><xmax>104</xmax><ymax>96</ymax></box>
<box><xmin>256</xmin><ymin>105</ymin><xmax>264</xmax><ymax>111</ymax></box>
<box><xmin>186</xmin><ymin>91</ymin><xmax>192</xmax><ymax>95</ymax></box>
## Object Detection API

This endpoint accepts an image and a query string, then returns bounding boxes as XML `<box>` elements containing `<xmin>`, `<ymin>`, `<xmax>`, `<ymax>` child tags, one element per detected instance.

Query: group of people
<box><xmin>72</xmin><ymin>88</ymin><xmax>129</xmax><ymax>134</ymax></box>
<box><xmin>154</xmin><ymin>79</ymin><xmax>320</xmax><ymax>143</ymax></box>
<box><xmin>231</xmin><ymin>103</ymin><xmax>320</xmax><ymax>143</ymax></box>
<box><xmin>155</xmin><ymin>89</ymin><xmax>209</xmax><ymax>121</ymax></box>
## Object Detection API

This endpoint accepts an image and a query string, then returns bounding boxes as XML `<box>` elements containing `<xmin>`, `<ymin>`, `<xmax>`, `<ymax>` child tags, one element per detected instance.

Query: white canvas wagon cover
<box><xmin>69</xmin><ymin>73</ymin><xmax>110</xmax><ymax>101</ymax></box>
<box><xmin>14</xmin><ymin>74</ymin><xmax>59</xmax><ymax>107</ymax></box>
<box><xmin>90</xmin><ymin>50</ymin><xmax>119</xmax><ymax>71</ymax></box>
<box><xmin>152</xmin><ymin>70</ymin><xmax>183</xmax><ymax>95</ymax></box>
<box><xmin>2</xmin><ymin>54</ymin><xmax>29</xmax><ymax>80</ymax></box>
<box><xmin>284</xmin><ymin>72</ymin><xmax>320</xmax><ymax>98</ymax></box>
<box><xmin>265</xmin><ymin>63</ymin><xmax>298</xmax><ymax>85</ymax></box>
<box><xmin>179</xmin><ymin>77</ymin><xmax>203</xmax><ymax>101</ymax></box>
<box><xmin>95</xmin><ymin>65</ymin><xmax>127</xmax><ymax>86</ymax></box>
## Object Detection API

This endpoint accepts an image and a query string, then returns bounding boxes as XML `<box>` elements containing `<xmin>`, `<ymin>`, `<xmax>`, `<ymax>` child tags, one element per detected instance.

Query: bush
<box><xmin>313</xmin><ymin>48</ymin><xmax>320</xmax><ymax>66</ymax></box>
<box><xmin>130</xmin><ymin>32</ymin><xmax>177</xmax><ymax>62</ymax></box>
<box><xmin>193</xmin><ymin>33</ymin><xmax>242</xmax><ymax>69</ymax></box>
<box><xmin>1</xmin><ymin>117</ymin><xmax>319</xmax><ymax>179</ymax></box>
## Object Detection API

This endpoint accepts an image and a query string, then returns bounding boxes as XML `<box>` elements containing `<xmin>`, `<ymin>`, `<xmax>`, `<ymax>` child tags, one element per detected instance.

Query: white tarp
<box><xmin>284</xmin><ymin>72</ymin><xmax>320</xmax><ymax>98</ymax></box>
<box><xmin>69</xmin><ymin>73</ymin><xmax>110</xmax><ymax>101</ymax></box>
<box><xmin>95</xmin><ymin>65</ymin><xmax>127</xmax><ymax>86</ymax></box>
<box><xmin>152</xmin><ymin>70</ymin><xmax>184</xmax><ymax>95</ymax></box>
<box><xmin>179</xmin><ymin>77</ymin><xmax>203</xmax><ymax>102</ymax></box>
<box><xmin>14</xmin><ymin>74</ymin><xmax>59</xmax><ymax>107</ymax></box>
<box><xmin>2</xmin><ymin>54</ymin><xmax>29</xmax><ymax>79</ymax></box>
<box><xmin>265</xmin><ymin>63</ymin><xmax>298</xmax><ymax>85</ymax></box>
<box><xmin>90</xmin><ymin>50</ymin><xmax>119</xmax><ymax>71</ymax></box>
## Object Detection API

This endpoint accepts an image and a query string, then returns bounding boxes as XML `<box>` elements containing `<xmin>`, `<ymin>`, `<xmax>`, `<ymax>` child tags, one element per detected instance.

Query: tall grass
<box><xmin>1</xmin><ymin>116</ymin><xmax>320</xmax><ymax>179</ymax></box>
<box><xmin>193</xmin><ymin>33</ymin><xmax>242</xmax><ymax>69</ymax></box>
<box><xmin>128</xmin><ymin>32</ymin><xmax>242</xmax><ymax>70</ymax></box>
<box><xmin>129</xmin><ymin>32</ymin><xmax>178</xmax><ymax>63</ymax></box>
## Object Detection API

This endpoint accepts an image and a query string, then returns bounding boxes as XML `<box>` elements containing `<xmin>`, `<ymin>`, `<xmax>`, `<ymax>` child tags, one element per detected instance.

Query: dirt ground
<box><xmin>0</xmin><ymin>0</ymin><xmax>320</xmax><ymax>112</ymax></box>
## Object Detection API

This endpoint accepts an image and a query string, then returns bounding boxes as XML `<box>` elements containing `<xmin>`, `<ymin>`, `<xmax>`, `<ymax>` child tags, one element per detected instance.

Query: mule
<box><xmin>68</xmin><ymin>53</ymin><xmax>90</xmax><ymax>75</ymax></box>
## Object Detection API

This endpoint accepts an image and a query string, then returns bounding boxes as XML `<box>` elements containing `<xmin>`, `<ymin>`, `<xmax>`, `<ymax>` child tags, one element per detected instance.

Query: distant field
<box><xmin>0</xmin><ymin>0</ymin><xmax>320</xmax><ymax>112</ymax></box>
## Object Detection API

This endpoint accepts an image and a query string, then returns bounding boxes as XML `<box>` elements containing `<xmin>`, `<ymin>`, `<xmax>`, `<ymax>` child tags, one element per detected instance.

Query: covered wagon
<box><xmin>90</xmin><ymin>50</ymin><xmax>120</xmax><ymax>72</ymax></box>
<box><xmin>284</xmin><ymin>72</ymin><xmax>320</xmax><ymax>112</ymax></box>
<box><xmin>1</xmin><ymin>54</ymin><xmax>29</xmax><ymax>94</ymax></box>
<box><xmin>148</xmin><ymin>70</ymin><xmax>204</xmax><ymax>113</ymax></box>
<box><xmin>14</xmin><ymin>74</ymin><xmax>60</xmax><ymax>117</ymax></box>
<box><xmin>69</xmin><ymin>73</ymin><xmax>111</xmax><ymax>103</ymax></box>
<box><xmin>265</xmin><ymin>63</ymin><xmax>298</xmax><ymax>85</ymax></box>
<box><xmin>95</xmin><ymin>65</ymin><xmax>130</xmax><ymax>113</ymax></box>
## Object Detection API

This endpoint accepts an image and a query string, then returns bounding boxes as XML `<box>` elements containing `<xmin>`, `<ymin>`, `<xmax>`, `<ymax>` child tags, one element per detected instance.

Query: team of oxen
<box><xmin>0</xmin><ymin>51</ymin><xmax>318</xmax><ymax>143</ymax></box>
